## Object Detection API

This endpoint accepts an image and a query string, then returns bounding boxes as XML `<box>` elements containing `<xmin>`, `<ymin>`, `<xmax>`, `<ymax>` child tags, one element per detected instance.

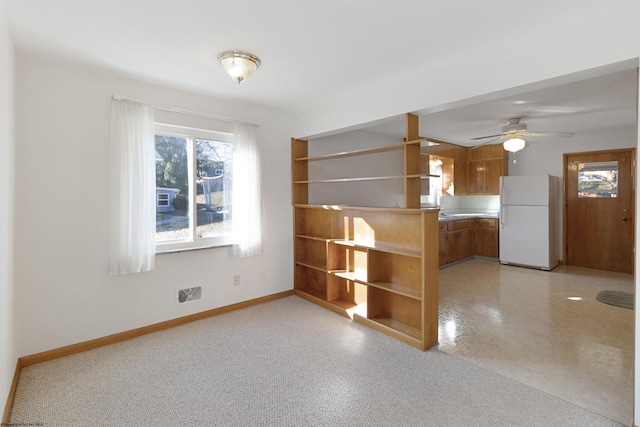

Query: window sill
<box><xmin>156</xmin><ymin>235</ymin><xmax>234</xmax><ymax>254</ymax></box>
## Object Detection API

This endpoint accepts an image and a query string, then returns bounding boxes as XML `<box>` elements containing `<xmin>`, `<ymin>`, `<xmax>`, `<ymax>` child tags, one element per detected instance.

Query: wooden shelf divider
<box><xmin>291</xmin><ymin>113</ymin><xmax>440</xmax><ymax>351</ymax></box>
<box><xmin>295</xmin><ymin>138</ymin><xmax>434</xmax><ymax>162</ymax></box>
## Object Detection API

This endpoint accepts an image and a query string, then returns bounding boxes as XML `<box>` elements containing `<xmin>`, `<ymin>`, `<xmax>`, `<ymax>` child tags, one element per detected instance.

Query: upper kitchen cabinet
<box><xmin>421</xmin><ymin>142</ymin><xmax>508</xmax><ymax>196</ymax></box>
<box><xmin>421</xmin><ymin>143</ymin><xmax>468</xmax><ymax>196</ymax></box>
<box><xmin>466</xmin><ymin>145</ymin><xmax>508</xmax><ymax>195</ymax></box>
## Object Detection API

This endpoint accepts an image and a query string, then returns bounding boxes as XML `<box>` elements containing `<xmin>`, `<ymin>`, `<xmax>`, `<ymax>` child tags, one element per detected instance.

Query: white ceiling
<box><xmin>366</xmin><ymin>67</ymin><xmax>638</xmax><ymax>145</ymax></box>
<box><xmin>4</xmin><ymin>0</ymin><xmax>638</xmax><ymax>145</ymax></box>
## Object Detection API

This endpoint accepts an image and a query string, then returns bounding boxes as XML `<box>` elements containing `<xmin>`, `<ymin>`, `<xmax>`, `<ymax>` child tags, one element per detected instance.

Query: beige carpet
<box><xmin>10</xmin><ymin>296</ymin><xmax>624</xmax><ymax>426</ymax></box>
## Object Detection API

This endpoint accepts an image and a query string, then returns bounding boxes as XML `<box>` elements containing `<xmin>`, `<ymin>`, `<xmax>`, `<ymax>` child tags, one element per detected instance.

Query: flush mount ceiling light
<box><xmin>503</xmin><ymin>137</ymin><xmax>526</xmax><ymax>153</ymax></box>
<box><xmin>217</xmin><ymin>50</ymin><xmax>261</xmax><ymax>84</ymax></box>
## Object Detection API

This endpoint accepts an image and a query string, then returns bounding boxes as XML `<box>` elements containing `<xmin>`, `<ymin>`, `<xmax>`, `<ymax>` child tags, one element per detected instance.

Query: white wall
<box><xmin>13</xmin><ymin>53</ymin><xmax>294</xmax><ymax>357</ymax></box>
<box><xmin>508</xmin><ymin>128</ymin><xmax>637</xmax><ymax>177</ymax></box>
<box><xmin>0</xmin><ymin>0</ymin><xmax>16</xmax><ymax>412</ymax></box>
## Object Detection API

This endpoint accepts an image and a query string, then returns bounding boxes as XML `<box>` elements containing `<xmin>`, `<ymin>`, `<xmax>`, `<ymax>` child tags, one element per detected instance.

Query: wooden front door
<box><xmin>564</xmin><ymin>149</ymin><xmax>635</xmax><ymax>274</ymax></box>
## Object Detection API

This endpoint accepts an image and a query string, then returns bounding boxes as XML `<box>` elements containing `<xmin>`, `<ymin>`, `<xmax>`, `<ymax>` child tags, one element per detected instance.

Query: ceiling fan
<box><xmin>470</xmin><ymin>118</ymin><xmax>574</xmax><ymax>153</ymax></box>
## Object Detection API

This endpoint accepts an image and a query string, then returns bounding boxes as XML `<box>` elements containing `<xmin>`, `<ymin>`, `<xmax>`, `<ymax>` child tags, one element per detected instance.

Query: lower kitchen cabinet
<box><xmin>439</xmin><ymin>217</ymin><xmax>499</xmax><ymax>266</ymax></box>
<box><xmin>438</xmin><ymin>223</ymin><xmax>448</xmax><ymax>266</ymax></box>
<box><xmin>472</xmin><ymin>218</ymin><xmax>499</xmax><ymax>258</ymax></box>
<box><xmin>438</xmin><ymin>220</ymin><xmax>470</xmax><ymax>266</ymax></box>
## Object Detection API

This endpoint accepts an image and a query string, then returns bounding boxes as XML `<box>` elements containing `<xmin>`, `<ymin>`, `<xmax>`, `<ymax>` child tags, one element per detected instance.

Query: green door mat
<box><xmin>596</xmin><ymin>290</ymin><xmax>634</xmax><ymax>310</ymax></box>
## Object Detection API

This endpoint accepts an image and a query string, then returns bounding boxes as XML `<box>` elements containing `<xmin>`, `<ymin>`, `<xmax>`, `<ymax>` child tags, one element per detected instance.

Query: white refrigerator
<box><xmin>499</xmin><ymin>174</ymin><xmax>559</xmax><ymax>270</ymax></box>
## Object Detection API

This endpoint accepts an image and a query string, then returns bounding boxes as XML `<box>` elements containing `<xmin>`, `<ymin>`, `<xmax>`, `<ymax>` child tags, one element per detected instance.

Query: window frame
<box><xmin>154</xmin><ymin>123</ymin><xmax>235</xmax><ymax>253</ymax></box>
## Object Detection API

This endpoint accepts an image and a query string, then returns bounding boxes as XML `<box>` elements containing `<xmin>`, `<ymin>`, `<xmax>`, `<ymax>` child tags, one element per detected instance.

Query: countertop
<box><xmin>437</xmin><ymin>212</ymin><xmax>499</xmax><ymax>222</ymax></box>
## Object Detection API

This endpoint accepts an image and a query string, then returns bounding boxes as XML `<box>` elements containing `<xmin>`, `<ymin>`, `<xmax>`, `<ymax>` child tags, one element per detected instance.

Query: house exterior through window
<box><xmin>154</xmin><ymin>123</ymin><xmax>234</xmax><ymax>252</ymax></box>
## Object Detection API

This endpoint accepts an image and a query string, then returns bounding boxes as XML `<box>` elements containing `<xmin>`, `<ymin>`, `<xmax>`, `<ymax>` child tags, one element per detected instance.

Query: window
<box><xmin>157</xmin><ymin>193</ymin><xmax>169</xmax><ymax>207</ymax></box>
<box><xmin>577</xmin><ymin>161</ymin><xmax>618</xmax><ymax>198</ymax></box>
<box><xmin>154</xmin><ymin>124</ymin><xmax>234</xmax><ymax>252</ymax></box>
<box><xmin>420</xmin><ymin>155</ymin><xmax>446</xmax><ymax>207</ymax></box>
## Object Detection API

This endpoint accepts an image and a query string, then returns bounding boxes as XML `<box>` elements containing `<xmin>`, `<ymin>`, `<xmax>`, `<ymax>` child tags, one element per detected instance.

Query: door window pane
<box><xmin>577</xmin><ymin>161</ymin><xmax>618</xmax><ymax>198</ymax></box>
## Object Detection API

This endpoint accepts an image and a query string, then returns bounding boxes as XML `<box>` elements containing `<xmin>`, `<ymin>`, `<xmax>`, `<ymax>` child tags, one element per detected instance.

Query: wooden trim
<box><xmin>406</xmin><ymin>113</ymin><xmax>419</xmax><ymax>141</ymax></box>
<box><xmin>293</xmin><ymin>203</ymin><xmax>437</xmax><ymax>214</ymax></box>
<box><xmin>19</xmin><ymin>290</ymin><xmax>294</xmax><ymax>368</ymax></box>
<box><xmin>294</xmin><ymin>173</ymin><xmax>437</xmax><ymax>184</ymax></box>
<box><xmin>294</xmin><ymin>138</ymin><xmax>437</xmax><ymax>162</ymax></box>
<box><xmin>405</xmin><ymin>113</ymin><xmax>422</xmax><ymax>208</ymax></box>
<box><xmin>2</xmin><ymin>359</ymin><xmax>22</xmax><ymax>424</ymax></box>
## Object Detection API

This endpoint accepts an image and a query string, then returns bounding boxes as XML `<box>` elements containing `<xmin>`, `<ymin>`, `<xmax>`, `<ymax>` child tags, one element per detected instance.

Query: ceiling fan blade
<box><xmin>522</xmin><ymin>131</ymin><xmax>575</xmax><ymax>138</ymax></box>
<box><xmin>469</xmin><ymin>136</ymin><xmax>502</xmax><ymax>149</ymax></box>
<box><xmin>469</xmin><ymin>133</ymin><xmax>505</xmax><ymax>141</ymax></box>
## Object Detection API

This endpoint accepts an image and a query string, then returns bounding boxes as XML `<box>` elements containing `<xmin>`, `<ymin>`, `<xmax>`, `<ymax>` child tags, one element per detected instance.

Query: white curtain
<box><xmin>232</xmin><ymin>122</ymin><xmax>263</xmax><ymax>257</ymax></box>
<box><xmin>108</xmin><ymin>100</ymin><xmax>156</xmax><ymax>275</ymax></box>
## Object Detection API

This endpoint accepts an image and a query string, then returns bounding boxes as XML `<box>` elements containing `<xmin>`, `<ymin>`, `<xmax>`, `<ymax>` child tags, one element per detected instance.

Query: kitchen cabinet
<box><xmin>439</xmin><ymin>217</ymin><xmax>499</xmax><ymax>266</ymax></box>
<box><xmin>439</xmin><ymin>220</ymin><xmax>470</xmax><ymax>266</ymax></box>
<box><xmin>466</xmin><ymin>145</ymin><xmax>508</xmax><ymax>195</ymax></box>
<box><xmin>467</xmin><ymin>158</ymin><xmax>505</xmax><ymax>194</ymax></box>
<box><xmin>427</xmin><ymin>145</ymin><xmax>468</xmax><ymax>195</ymax></box>
<box><xmin>438</xmin><ymin>223</ymin><xmax>448</xmax><ymax>266</ymax></box>
<box><xmin>471</xmin><ymin>218</ymin><xmax>499</xmax><ymax>258</ymax></box>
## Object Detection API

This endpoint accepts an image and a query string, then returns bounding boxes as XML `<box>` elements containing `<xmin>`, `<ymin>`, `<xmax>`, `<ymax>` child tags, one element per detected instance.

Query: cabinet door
<box><xmin>439</xmin><ymin>230</ymin><xmax>448</xmax><ymax>266</ymax></box>
<box><xmin>474</xmin><ymin>227</ymin><xmax>488</xmax><ymax>256</ymax></box>
<box><xmin>469</xmin><ymin>223</ymin><xmax>476</xmax><ymax>255</ymax></box>
<box><xmin>447</xmin><ymin>230</ymin><xmax>459</xmax><ymax>263</ymax></box>
<box><xmin>484</xmin><ymin>159</ymin><xmax>503</xmax><ymax>194</ymax></box>
<box><xmin>458</xmin><ymin>228</ymin><xmax>470</xmax><ymax>260</ymax></box>
<box><xmin>475</xmin><ymin>226</ymin><xmax>498</xmax><ymax>258</ymax></box>
<box><xmin>487</xmin><ymin>228</ymin><xmax>498</xmax><ymax>257</ymax></box>
<box><xmin>467</xmin><ymin>160</ymin><xmax>484</xmax><ymax>194</ymax></box>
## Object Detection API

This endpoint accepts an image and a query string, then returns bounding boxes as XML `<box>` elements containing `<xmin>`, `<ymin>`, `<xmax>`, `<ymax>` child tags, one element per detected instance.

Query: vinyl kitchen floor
<box><xmin>438</xmin><ymin>259</ymin><xmax>634</xmax><ymax>426</ymax></box>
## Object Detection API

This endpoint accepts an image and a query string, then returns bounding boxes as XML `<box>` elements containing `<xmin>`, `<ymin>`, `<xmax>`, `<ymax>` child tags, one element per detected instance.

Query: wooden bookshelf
<box><xmin>291</xmin><ymin>114</ymin><xmax>439</xmax><ymax>208</ymax></box>
<box><xmin>294</xmin><ymin>138</ymin><xmax>433</xmax><ymax>162</ymax></box>
<box><xmin>292</xmin><ymin>204</ymin><xmax>438</xmax><ymax>351</ymax></box>
<box><xmin>291</xmin><ymin>113</ymin><xmax>440</xmax><ymax>351</ymax></box>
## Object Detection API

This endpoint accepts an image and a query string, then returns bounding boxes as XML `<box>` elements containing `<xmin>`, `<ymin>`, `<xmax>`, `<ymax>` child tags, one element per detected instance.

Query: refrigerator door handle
<box><xmin>500</xmin><ymin>206</ymin><xmax>505</xmax><ymax>229</ymax></box>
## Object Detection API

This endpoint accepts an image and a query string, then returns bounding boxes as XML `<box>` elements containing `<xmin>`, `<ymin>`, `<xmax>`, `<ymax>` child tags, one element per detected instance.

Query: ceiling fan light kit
<box><xmin>217</xmin><ymin>50</ymin><xmax>261</xmax><ymax>84</ymax></box>
<box><xmin>470</xmin><ymin>117</ymin><xmax>574</xmax><ymax>154</ymax></box>
<box><xmin>503</xmin><ymin>137</ymin><xmax>526</xmax><ymax>153</ymax></box>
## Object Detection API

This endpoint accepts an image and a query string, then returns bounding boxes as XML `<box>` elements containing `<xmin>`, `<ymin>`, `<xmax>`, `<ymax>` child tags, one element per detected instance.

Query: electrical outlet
<box><xmin>233</xmin><ymin>275</ymin><xmax>240</xmax><ymax>286</ymax></box>
<box><xmin>259</xmin><ymin>272</ymin><xmax>266</xmax><ymax>281</ymax></box>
